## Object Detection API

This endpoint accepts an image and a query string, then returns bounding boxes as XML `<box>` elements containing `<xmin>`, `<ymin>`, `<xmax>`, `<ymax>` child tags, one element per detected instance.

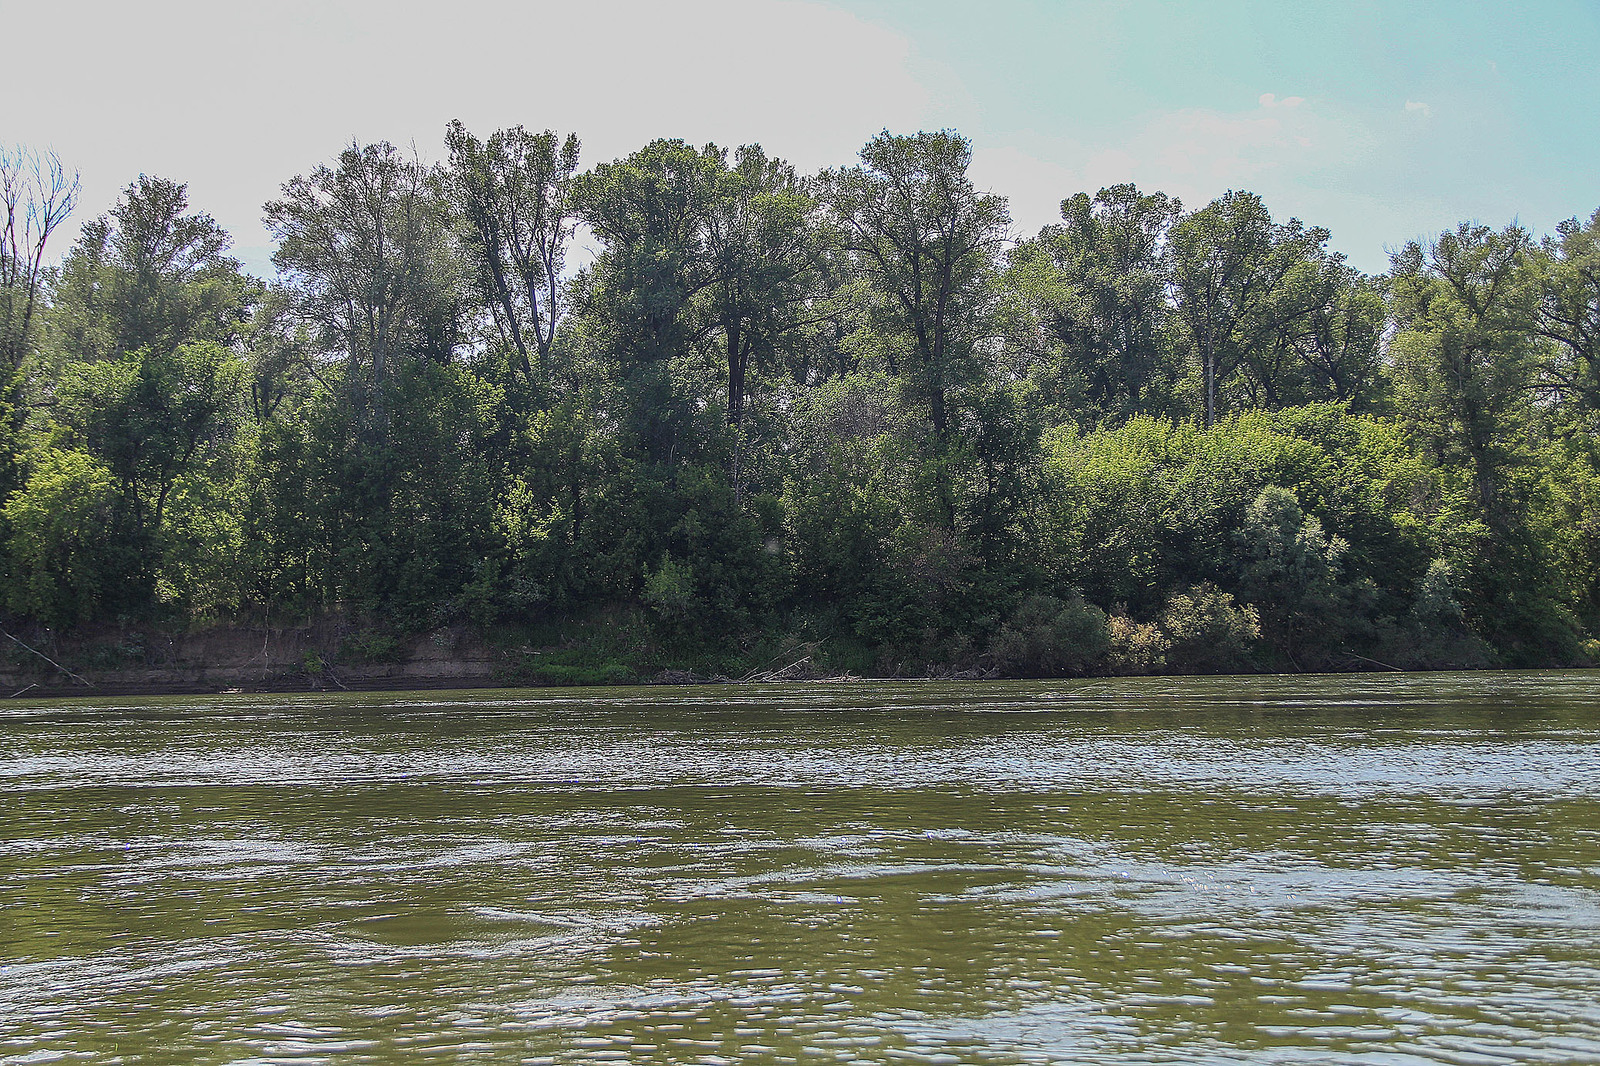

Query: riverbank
<box><xmin>2</xmin><ymin>621</ymin><xmax>505</xmax><ymax>697</ymax></box>
<box><xmin>0</xmin><ymin>618</ymin><xmax>873</xmax><ymax>698</ymax></box>
<box><xmin>2</xmin><ymin>613</ymin><xmax>1583</xmax><ymax>699</ymax></box>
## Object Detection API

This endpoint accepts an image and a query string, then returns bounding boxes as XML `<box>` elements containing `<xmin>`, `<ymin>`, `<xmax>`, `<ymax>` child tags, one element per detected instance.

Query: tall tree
<box><xmin>443</xmin><ymin>120</ymin><xmax>580</xmax><ymax>385</ymax></box>
<box><xmin>0</xmin><ymin>146</ymin><xmax>79</xmax><ymax>524</ymax></box>
<box><xmin>1528</xmin><ymin>208</ymin><xmax>1600</xmax><ymax>424</ymax></box>
<box><xmin>571</xmin><ymin>139</ymin><xmax>724</xmax><ymax>462</ymax></box>
<box><xmin>49</xmin><ymin>175</ymin><xmax>250</xmax><ymax>364</ymax></box>
<box><xmin>701</xmin><ymin>145</ymin><xmax>827</xmax><ymax>499</ymax></box>
<box><xmin>55</xmin><ymin>340</ymin><xmax>243</xmax><ymax>539</ymax></box>
<box><xmin>1388</xmin><ymin>222</ymin><xmax>1536</xmax><ymax>534</ymax></box>
<box><xmin>1286</xmin><ymin>265</ymin><xmax>1388</xmax><ymax>410</ymax></box>
<box><xmin>1168</xmin><ymin>191</ymin><xmax>1329</xmax><ymax>425</ymax></box>
<box><xmin>265</xmin><ymin>142</ymin><xmax>460</xmax><ymax>428</ymax></box>
<box><xmin>822</xmin><ymin>131</ymin><xmax>1009</xmax><ymax>443</ymax></box>
<box><xmin>1</xmin><ymin>145</ymin><xmax>78</xmax><ymax>373</ymax></box>
<box><xmin>703</xmin><ymin>145</ymin><xmax>822</xmax><ymax>430</ymax></box>
<box><xmin>1002</xmin><ymin>183</ymin><xmax>1180</xmax><ymax>426</ymax></box>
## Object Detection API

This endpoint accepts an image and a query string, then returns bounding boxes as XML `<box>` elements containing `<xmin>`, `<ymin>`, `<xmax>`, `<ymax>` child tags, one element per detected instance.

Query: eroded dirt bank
<box><xmin>2</xmin><ymin>621</ymin><xmax>508</xmax><ymax>697</ymax></box>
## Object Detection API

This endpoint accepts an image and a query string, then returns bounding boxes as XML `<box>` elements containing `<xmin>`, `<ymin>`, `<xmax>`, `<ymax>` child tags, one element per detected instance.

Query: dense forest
<box><xmin>2</xmin><ymin>126</ymin><xmax>1597</xmax><ymax>682</ymax></box>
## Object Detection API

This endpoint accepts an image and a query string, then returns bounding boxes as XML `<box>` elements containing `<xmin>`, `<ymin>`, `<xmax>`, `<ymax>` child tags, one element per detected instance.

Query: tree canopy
<box><xmin>2</xmin><ymin>125</ymin><xmax>1597</xmax><ymax>678</ymax></box>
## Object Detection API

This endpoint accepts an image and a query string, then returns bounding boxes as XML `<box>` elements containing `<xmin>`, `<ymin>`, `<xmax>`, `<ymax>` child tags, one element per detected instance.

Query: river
<box><xmin>3</xmin><ymin>672</ymin><xmax>1599</xmax><ymax>1064</ymax></box>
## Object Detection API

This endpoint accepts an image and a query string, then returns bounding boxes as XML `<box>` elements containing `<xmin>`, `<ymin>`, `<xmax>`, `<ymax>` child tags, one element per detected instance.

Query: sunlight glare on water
<box><xmin>2</xmin><ymin>672</ymin><xmax>1599</xmax><ymax>1064</ymax></box>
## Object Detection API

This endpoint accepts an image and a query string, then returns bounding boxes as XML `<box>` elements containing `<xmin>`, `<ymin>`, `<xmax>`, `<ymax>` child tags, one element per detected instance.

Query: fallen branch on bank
<box><xmin>742</xmin><ymin>654</ymin><xmax>817</xmax><ymax>683</ymax></box>
<box><xmin>1343</xmin><ymin>651</ymin><xmax>1404</xmax><ymax>672</ymax></box>
<box><xmin>3</xmin><ymin>629</ymin><xmax>95</xmax><ymax>687</ymax></box>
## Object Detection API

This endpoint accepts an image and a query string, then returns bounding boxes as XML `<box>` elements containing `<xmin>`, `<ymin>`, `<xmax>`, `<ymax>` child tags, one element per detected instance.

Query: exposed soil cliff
<box><xmin>2</xmin><ymin>621</ymin><xmax>507</xmax><ymax>697</ymax></box>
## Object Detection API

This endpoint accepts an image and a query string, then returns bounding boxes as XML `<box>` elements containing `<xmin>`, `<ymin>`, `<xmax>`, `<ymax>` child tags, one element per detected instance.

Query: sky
<box><xmin>8</xmin><ymin>0</ymin><xmax>1598</xmax><ymax>276</ymax></box>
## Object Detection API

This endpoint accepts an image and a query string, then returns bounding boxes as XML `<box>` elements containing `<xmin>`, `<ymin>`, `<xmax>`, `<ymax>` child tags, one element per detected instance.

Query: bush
<box><xmin>3</xmin><ymin>448</ymin><xmax>124</xmax><ymax>626</ymax></box>
<box><xmin>989</xmin><ymin>592</ymin><xmax>1110</xmax><ymax>676</ymax></box>
<box><xmin>1159</xmin><ymin>583</ymin><xmax>1260</xmax><ymax>673</ymax></box>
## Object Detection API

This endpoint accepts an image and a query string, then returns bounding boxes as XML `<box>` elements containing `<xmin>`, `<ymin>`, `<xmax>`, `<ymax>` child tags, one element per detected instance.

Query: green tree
<box><xmin>702</xmin><ymin>145</ymin><xmax>825</xmax><ymax>496</ymax></box>
<box><xmin>704</xmin><ymin>146</ymin><xmax>822</xmax><ymax>424</ymax></box>
<box><xmin>1388</xmin><ymin>223</ymin><xmax>1536</xmax><ymax>534</ymax></box>
<box><xmin>1002</xmin><ymin>184</ymin><xmax>1181</xmax><ymax>426</ymax></box>
<box><xmin>0</xmin><ymin>146</ymin><xmax>78</xmax><ymax>556</ymax></box>
<box><xmin>2</xmin><ymin>447</ymin><xmax>121</xmax><ymax>625</ymax></box>
<box><xmin>1235</xmin><ymin>485</ymin><xmax>1364</xmax><ymax>668</ymax></box>
<box><xmin>571</xmin><ymin>138</ymin><xmax>724</xmax><ymax>464</ymax></box>
<box><xmin>1387</xmin><ymin>223</ymin><xmax>1584</xmax><ymax>659</ymax></box>
<box><xmin>1286</xmin><ymin>265</ymin><xmax>1389</xmax><ymax>410</ymax></box>
<box><xmin>1169</xmin><ymin>191</ymin><xmax>1331</xmax><ymax>425</ymax></box>
<box><xmin>242</xmin><ymin>359</ymin><xmax>508</xmax><ymax>624</ymax></box>
<box><xmin>821</xmin><ymin>130</ymin><xmax>1009</xmax><ymax>526</ymax></box>
<box><xmin>266</xmin><ymin>142</ymin><xmax>462</xmax><ymax>431</ymax></box>
<box><xmin>822</xmin><ymin>131</ymin><xmax>1009</xmax><ymax>440</ymax></box>
<box><xmin>443</xmin><ymin>120</ymin><xmax>581</xmax><ymax>385</ymax></box>
<box><xmin>55</xmin><ymin>340</ymin><xmax>244</xmax><ymax>543</ymax></box>
<box><xmin>49</xmin><ymin>175</ymin><xmax>252</xmax><ymax>365</ymax></box>
<box><xmin>1529</xmin><ymin>208</ymin><xmax>1600</xmax><ymax>424</ymax></box>
<box><xmin>24</xmin><ymin>176</ymin><xmax>254</xmax><ymax>622</ymax></box>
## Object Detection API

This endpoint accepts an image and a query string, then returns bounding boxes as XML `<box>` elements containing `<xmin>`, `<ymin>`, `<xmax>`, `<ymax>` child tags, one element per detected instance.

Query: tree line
<box><xmin>1</xmin><ymin>127</ymin><xmax>1597</xmax><ymax>679</ymax></box>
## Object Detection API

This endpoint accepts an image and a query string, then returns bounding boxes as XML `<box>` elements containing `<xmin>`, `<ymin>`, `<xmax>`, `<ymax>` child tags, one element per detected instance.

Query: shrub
<box><xmin>989</xmin><ymin>592</ymin><xmax>1110</xmax><ymax>676</ymax></box>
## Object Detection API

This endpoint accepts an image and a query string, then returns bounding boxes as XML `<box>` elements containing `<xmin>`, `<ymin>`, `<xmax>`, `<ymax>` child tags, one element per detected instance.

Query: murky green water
<box><xmin>3</xmin><ymin>673</ymin><xmax>1599</xmax><ymax>1064</ymax></box>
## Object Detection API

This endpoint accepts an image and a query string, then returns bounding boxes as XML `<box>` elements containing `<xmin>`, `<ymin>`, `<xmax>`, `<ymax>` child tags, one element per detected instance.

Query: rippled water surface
<box><xmin>4</xmin><ymin>673</ymin><xmax>1600</xmax><ymax>1064</ymax></box>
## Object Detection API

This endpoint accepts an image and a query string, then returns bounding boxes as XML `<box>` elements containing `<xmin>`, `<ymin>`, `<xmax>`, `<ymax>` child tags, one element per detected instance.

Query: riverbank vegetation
<box><xmin>2</xmin><ymin>128</ymin><xmax>1597</xmax><ymax>682</ymax></box>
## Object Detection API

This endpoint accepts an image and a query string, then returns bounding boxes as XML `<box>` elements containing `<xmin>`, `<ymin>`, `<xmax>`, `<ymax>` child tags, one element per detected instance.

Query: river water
<box><xmin>3</xmin><ymin>673</ymin><xmax>1599</xmax><ymax>1064</ymax></box>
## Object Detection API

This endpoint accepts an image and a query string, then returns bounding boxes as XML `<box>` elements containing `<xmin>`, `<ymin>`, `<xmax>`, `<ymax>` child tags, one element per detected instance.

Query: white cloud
<box><xmin>1110</xmin><ymin>95</ymin><xmax>1370</xmax><ymax>195</ymax></box>
<box><xmin>971</xmin><ymin>94</ymin><xmax>1391</xmax><ymax>267</ymax></box>
<box><xmin>1405</xmin><ymin>100</ymin><xmax>1434</xmax><ymax>118</ymax></box>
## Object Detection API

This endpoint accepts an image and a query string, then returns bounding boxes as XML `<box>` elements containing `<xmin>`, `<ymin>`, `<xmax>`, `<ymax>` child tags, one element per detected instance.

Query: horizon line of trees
<box><xmin>1</xmin><ymin>126</ymin><xmax>1597</xmax><ymax>677</ymax></box>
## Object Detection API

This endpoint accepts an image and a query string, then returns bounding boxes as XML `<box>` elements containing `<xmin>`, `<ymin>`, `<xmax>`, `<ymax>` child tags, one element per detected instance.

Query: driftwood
<box><xmin>737</xmin><ymin>642</ymin><xmax>849</xmax><ymax>682</ymax></box>
<box><xmin>1342</xmin><ymin>651</ymin><xmax>1404</xmax><ymax>672</ymax></box>
<box><xmin>741</xmin><ymin>658</ymin><xmax>863</xmax><ymax>683</ymax></box>
<box><xmin>741</xmin><ymin>654</ymin><xmax>816</xmax><ymax>682</ymax></box>
<box><xmin>3</xmin><ymin>629</ymin><xmax>95</xmax><ymax>688</ymax></box>
<box><xmin>647</xmin><ymin>648</ymin><xmax>862</xmax><ymax>685</ymax></box>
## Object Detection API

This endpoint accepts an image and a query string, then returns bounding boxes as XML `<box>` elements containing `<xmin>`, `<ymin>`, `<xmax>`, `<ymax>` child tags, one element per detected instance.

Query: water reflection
<box><xmin>2</xmin><ymin>673</ymin><xmax>1599</xmax><ymax>1063</ymax></box>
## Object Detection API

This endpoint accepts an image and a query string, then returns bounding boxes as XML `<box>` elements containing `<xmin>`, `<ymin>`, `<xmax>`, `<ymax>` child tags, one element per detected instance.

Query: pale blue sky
<box><xmin>10</xmin><ymin>0</ymin><xmax>1596</xmax><ymax>275</ymax></box>
<box><xmin>833</xmin><ymin>0</ymin><xmax>1600</xmax><ymax>269</ymax></box>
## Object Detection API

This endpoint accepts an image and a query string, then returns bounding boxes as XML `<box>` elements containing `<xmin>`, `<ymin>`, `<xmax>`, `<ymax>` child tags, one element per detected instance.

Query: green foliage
<box><xmin>3</xmin><ymin>448</ymin><xmax>121</xmax><ymax>625</ymax></box>
<box><xmin>155</xmin><ymin>461</ymin><xmax>248</xmax><ymax>617</ymax></box>
<box><xmin>1168</xmin><ymin>190</ymin><xmax>1359</xmax><ymax>425</ymax></box>
<box><xmin>989</xmin><ymin>593</ymin><xmax>1110</xmax><ymax>677</ymax></box>
<box><xmin>822</xmin><ymin>130</ymin><xmax>1010</xmax><ymax>529</ymax></box>
<box><xmin>1</xmin><ymin>130</ymin><xmax>1592</xmax><ymax>675</ymax></box>
<box><xmin>1039</xmin><ymin>406</ymin><xmax>1444</xmax><ymax>667</ymax></box>
<box><xmin>1236</xmin><ymin>486</ymin><xmax>1369</xmax><ymax>666</ymax></box>
<box><xmin>56</xmin><ymin>341</ymin><xmax>243</xmax><ymax>524</ymax></box>
<box><xmin>1158</xmin><ymin>584</ymin><xmax>1261</xmax><ymax>673</ymax></box>
<box><xmin>1388</xmin><ymin>223</ymin><xmax>1585</xmax><ymax>659</ymax></box>
<box><xmin>1530</xmin><ymin>208</ymin><xmax>1600</xmax><ymax>423</ymax></box>
<box><xmin>266</xmin><ymin>141</ymin><xmax>462</xmax><ymax>425</ymax></box>
<box><xmin>243</xmin><ymin>359</ymin><xmax>509</xmax><ymax>625</ymax></box>
<box><xmin>443</xmin><ymin>120</ymin><xmax>580</xmax><ymax>384</ymax></box>
<box><xmin>510</xmin><ymin>645</ymin><xmax>636</xmax><ymax>687</ymax></box>
<box><xmin>1042</xmin><ymin>406</ymin><xmax>1430</xmax><ymax>621</ymax></box>
<box><xmin>642</xmin><ymin>555</ymin><xmax>696</xmax><ymax>619</ymax></box>
<box><xmin>340</xmin><ymin>629</ymin><xmax>404</xmax><ymax>664</ymax></box>
<box><xmin>47</xmin><ymin>175</ymin><xmax>253</xmax><ymax>363</ymax></box>
<box><xmin>1388</xmin><ymin>224</ymin><xmax>1537</xmax><ymax>524</ymax></box>
<box><xmin>1002</xmin><ymin>184</ymin><xmax>1182</xmax><ymax>427</ymax></box>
